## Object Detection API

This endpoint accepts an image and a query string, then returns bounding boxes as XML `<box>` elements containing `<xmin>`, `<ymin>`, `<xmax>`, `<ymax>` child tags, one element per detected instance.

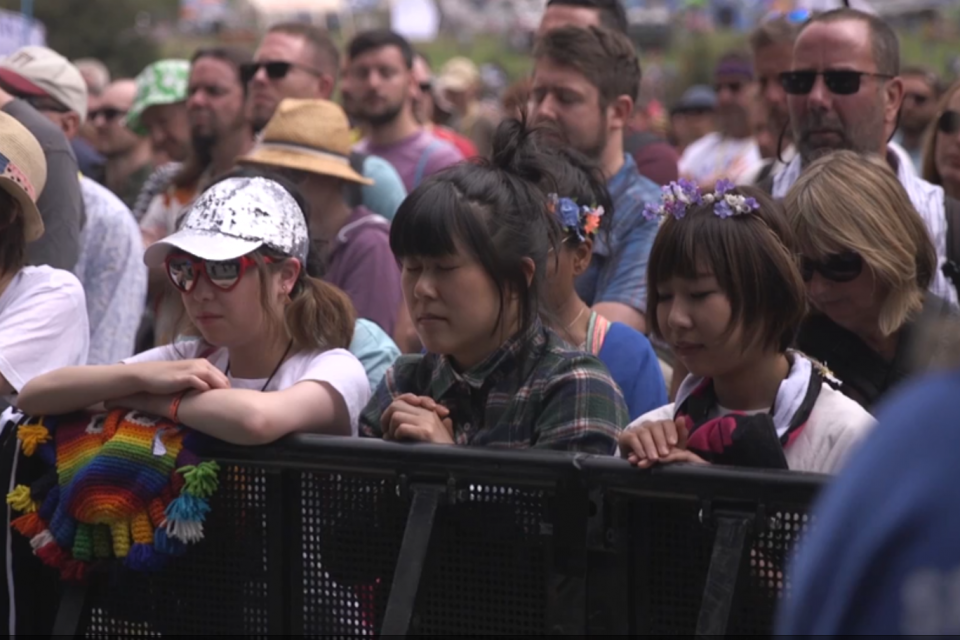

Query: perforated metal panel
<box><xmin>83</xmin><ymin>465</ymin><xmax>275</xmax><ymax>637</ymax></box>
<box><xmin>298</xmin><ymin>472</ymin><xmax>553</xmax><ymax>636</ymax></box>
<box><xmin>629</xmin><ymin>498</ymin><xmax>814</xmax><ymax>636</ymax></box>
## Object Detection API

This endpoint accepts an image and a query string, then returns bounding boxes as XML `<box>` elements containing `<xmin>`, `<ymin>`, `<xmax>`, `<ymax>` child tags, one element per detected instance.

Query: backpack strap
<box><xmin>413</xmin><ymin>139</ymin><xmax>445</xmax><ymax>189</ymax></box>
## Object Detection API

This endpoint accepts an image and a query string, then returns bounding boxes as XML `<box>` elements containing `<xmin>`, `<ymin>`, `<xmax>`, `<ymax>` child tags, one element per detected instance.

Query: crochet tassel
<box><xmin>17</xmin><ymin>423</ymin><xmax>50</xmax><ymax>456</ymax></box>
<box><xmin>165</xmin><ymin>493</ymin><xmax>211</xmax><ymax>523</ymax></box>
<box><xmin>6</xmin><ymin>485</ymin><xmax>37</xmax><ymax>513</ymax></box>
<box><xmin>110</xmin><ymin>520</ymin><xmax>131</xmax><ymax>558</ymax></box>
<box><xmin>130</xmin><ymin>511</ymin><xmax>153</xmax><ymax>545</ymax></box>
<box><xmin>11</xmin><ymin>513</ymin><xmax>45</xmax><ymax>538</ymax></box>
<box><xmin>72</xmin><ymin>523</ymin><xmax>93</xmax><ymax>562</ymax></box>
<box><xmin>154</xmin><ymin>527</ymin><xmax>186</xmax><ymax>557</ymax></box>
<box><xmin>125</xmin><ymin>543</ymin><xmax>166</xmax><ymax>572</ymax></box>
<box><xmin>60</xmin><ymin>559</ymin><xmax>89</xmax><ymax>583</ymax></box>
<box><xmin>166</xmin><ymin>519</ymin><xmax>204</xmax><ymax>544</ymax></box>
<box><xmin>179</xmin><ymin>461</ymin><xmax>220</xmax><ymax>498</ymax></box>
<box><xmin>92</xmin><ymin>525</ymin><xmax>111</xmax><ymax>559</ymax></box>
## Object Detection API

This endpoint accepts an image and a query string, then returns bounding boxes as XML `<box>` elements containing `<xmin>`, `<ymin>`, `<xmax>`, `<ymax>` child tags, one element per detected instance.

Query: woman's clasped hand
<box><xmin>618</xmin><ymin>416</ymin><xmax>707</xmax><ymax>468</ymax></box>
<box><xmin>380</xmin><ymin>394</ymin><xmax>454</xmax><ymax>444</ymax></box>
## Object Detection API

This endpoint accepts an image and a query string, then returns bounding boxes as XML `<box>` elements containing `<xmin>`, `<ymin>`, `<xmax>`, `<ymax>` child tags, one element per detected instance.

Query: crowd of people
<box><xmin>1</xmin><ymin>0</ymin><xmax>960</xmax><ymax>632</ymax></box>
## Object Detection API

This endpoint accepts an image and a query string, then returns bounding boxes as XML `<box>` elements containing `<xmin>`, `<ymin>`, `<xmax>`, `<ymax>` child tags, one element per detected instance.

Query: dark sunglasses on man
<box><xmin>88</xmin><ymin>107</ymin><xmax>128</xmax><ymax>123</ymax></box>
<box><xmin>904</xmin><ymin>92</ymin><xmax>932</xmax><ymax>106</ymax></box>
<box><xmin>800</xmin><ymin>252</ymin><xmax>863</xmax><ymax>283</ymax></box>
<box><xmin>779</xmin><ymin>70</ymin><xmax>892</xmax><ymax>96</ymax></box>
<box><xmin>937</xmin><ymin>110</ymin><xmax>960</xmax><ymax>135</ymax></box>
<box><xmin>240</xmin><ymin>61</ymin><xmax>323</xmax><ymax>85</ymax></box>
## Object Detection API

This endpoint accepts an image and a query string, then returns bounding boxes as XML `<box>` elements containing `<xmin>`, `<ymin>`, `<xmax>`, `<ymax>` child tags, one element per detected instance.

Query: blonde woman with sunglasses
<box><xmin>18</xmin><ymin>176</ymin><xmax>372</xmax><ymax>444</ymax></box>
<box><xmin>785</xmin><ymin>151</ymin><xmax>952</xmax><ymax>409</ymax></box>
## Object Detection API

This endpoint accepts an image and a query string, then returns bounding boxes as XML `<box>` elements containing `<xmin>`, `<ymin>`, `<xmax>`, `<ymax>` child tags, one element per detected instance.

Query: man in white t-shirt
<box><xmin>0</xmin><ymin>110</ymin><xmax>88</xmax><ymax>410</ymax></box>
<box><xmin>679</xmin><ymin>52</ymin><xmax>763</xmax><ymax>187</ymax></box>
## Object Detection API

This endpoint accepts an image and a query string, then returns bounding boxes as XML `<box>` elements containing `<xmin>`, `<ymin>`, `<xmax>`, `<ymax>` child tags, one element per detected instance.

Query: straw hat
<box><xmin>239</xmin><ymin>99</ymin><xmax>373</xmax><ymax>185</ymax></box>
<box><xmin>0</xmin><ymin>110</ymin><xmax>46</xmax><ymax>242</ymax></box>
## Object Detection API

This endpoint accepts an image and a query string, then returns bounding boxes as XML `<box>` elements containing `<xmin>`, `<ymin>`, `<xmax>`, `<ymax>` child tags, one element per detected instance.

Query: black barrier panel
<box><xmin>5</xmin><ymin>435</ymin><xmax>828</xmax><ymax>638</ymax></box>
<box><xmin>83</xmin><ymin>465</ymin><xmax>281</xmax><ymax>637</ymax></box>
<box><xmin>297</xmin><ymin>472</ymin><xmax>553</xmax><ymax>635</ymax></box>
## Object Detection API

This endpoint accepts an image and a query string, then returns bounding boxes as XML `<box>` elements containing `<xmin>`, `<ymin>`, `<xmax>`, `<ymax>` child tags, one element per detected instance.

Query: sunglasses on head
<box><xmin>779</xmin><ymin>70</ymin><xmax>891</xmax><ymax>96</ymax></box>
<box><xmin>800</xmin><ymin>252</ymin><xmax>863</xmax><ymax>283</ymax></box>
<box><xmin>240</xmin><ymin>61</ymin><xmax>322</xmax><ymax>85</ymax></box>
<box><xmin>88</xmin><ymin>107</ymin><xmax>127</xmax><ymax>123</ymax></box>
<box><xmin>938</xmin><ymin>110</ymin><xmax>960</xmax><ymax>135</ymax></box>
<box><xmin>165</xmin><ymin>253</ymin><xmax>275</xmax><ymax>294</ymax></box>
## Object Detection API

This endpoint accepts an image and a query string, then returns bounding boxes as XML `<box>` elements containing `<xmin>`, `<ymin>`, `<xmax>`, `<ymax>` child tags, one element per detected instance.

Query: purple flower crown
<box><xmin>642</xmin><ymin>178</ymin><xmax>759</xmax><ymax>222</ymax></box>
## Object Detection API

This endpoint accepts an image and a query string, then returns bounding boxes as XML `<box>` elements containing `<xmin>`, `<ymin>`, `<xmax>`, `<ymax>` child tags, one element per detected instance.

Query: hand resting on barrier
<box><xmin>381</xmin><ymin>393</ymin><xmax>454</xmax><ymax>444</ymax></box>
<box><xmin>619</xmin><ymin>416</ymin><xmax>708</xmax><ymax>469</ymax></box>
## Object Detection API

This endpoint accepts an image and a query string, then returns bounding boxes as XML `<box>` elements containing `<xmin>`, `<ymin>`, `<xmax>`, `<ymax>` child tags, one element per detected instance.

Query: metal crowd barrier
<box><xmin>9</xmin><ymin>435</ymin><xmax>828</xmax><ymax>637</ymax></box>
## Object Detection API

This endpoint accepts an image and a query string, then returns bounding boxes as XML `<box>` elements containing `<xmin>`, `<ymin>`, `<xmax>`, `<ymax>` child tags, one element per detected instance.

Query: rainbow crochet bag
<box><xmin>6</xmin><ymin>409</ymin><xmax>219</xmax><ymax>582</ymax></box>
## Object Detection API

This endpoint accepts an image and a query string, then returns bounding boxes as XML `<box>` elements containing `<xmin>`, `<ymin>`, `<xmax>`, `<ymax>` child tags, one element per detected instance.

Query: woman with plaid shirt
<box><xmin>359</xmin><ymin>119</ymin><xmax>628</xmax><ymax>454</ymax></box>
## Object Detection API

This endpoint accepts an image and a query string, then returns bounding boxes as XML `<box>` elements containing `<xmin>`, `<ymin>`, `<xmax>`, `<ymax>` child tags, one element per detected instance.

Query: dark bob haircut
<box><xmin>390</xmin><ymin>118</ymin><xmax>566</xmax><ymax>338</ymax></box>
<box><xmin>645</xmin><ymin>186</ymin><xmax>806</xmax><ymax>354</ymax></box>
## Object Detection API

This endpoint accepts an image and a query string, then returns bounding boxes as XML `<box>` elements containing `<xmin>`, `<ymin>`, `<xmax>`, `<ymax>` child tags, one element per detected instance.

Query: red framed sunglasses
<box><xmin>165</xmin><ymin>253</ymin><xmax>274</xmax><ymax>293</ymax></box>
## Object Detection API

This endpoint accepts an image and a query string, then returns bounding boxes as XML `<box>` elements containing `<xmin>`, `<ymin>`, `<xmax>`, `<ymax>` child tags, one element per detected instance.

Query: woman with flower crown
<box><xmin>538</xmin><ymin>145</ymin><xmax>667</xmax><ymax>421</ymax></box>
<box><xmin>618</xmin><ymin>179</ymin><xmax>874</xmax><ymax>474</ymax></box>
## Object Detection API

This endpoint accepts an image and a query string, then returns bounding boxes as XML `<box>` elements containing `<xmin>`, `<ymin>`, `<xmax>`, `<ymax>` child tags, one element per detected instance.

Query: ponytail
<box><xmin>285</xmin><ymin>274</ymin><xmax>356</xmax><ymax>350</ymax></box>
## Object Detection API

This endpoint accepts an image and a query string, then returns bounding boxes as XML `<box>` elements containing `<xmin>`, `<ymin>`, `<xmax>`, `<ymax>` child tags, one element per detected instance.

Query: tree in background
<box><xmin>0</xmin><ymin>0</ymin><xmax>180</xmax><ymax>77</ymax></box>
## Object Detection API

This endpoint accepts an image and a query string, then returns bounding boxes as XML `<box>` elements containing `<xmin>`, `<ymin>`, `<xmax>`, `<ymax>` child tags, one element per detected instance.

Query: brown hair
<box><xmin>0</xmin><ymin>190</ymin><xmax>25</xmax><ymax>274</ymax></box>
<box><xmin>802</xmin><ymin>8</ymin><xmax>900</xmax><ymax>76</ymax></box>
<box><xmin>256</xmin><ymin>247</ymin><xmax>355</xmax><ymax>350</ymax></box>
<box><xmin>785</xmin><ymin>150</ymin><xmax>935</xmax><ymax>336</ymax></box>
<box><xmin>533</xmin><ymin>25</ymin><xmax>641</xmax><ymax>108</ymax></box>
<box><xmin>174</xmin><ymin>46</ymin><xmax>253</xmax><ymax>190</ymax></box>
<box><xmin>749</xmin><ymin>16</ymin><xmax>803</xmax><ymax>52</ymax></box>
<box><xmin>268</xmin><ymin>22</ymin><xmax>341</xmax><ymax>79</ymax></box>
<box><xmin>922</xmin><ymin>79</ymin><xmax>960</xmax><ymax>186</ymax></box>
<box><xmin>646</xmin><ymin>186</ymin><xmax>806</xmax><ymax>354</ymax></box>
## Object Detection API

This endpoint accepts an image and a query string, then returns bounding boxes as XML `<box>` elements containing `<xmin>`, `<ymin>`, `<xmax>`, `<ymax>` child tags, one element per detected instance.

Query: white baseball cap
<box><xmin>143</xmin><ymin>177</ymin><xmax>310</xmax><ymax>268</ymax></box>
<box><xmin>0</xmin><ymin>46</ymin><xmax>88</xmax><ymax>123</ymax></box>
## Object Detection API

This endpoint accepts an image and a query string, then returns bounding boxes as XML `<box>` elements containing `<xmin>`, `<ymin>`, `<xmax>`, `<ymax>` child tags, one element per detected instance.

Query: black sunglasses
<box><xmin>419</xmin><ymin>81</ymin><xmax>433</xmax><ymax>93</ymax></box>
<box><xmin>779</xmin><ymin>70</ymin><xmax>892</xmax><ymax>96</ymax></box>
<box><xmin>88</xmin><ymin>107</ymin><xmax>128</xmax><ymax>123</ymax></box>
<box><xmin>904</xmin><ymin>92</ymin><xmax>932</xmax><ymax>106</ymax></box>
<box><xmin>938</xmin><ymin>110</ymin><xmax>960</xmax><ymax>135</ymax></box>
<box><xmin>801</xmin><ymin>252</ymin><xmax>863</xmax><ymax>283</ymax></box>
<box><xmin>240</xmin><ymin>61</ymin><xmax>322</xmax><ymax>85</ymax></box>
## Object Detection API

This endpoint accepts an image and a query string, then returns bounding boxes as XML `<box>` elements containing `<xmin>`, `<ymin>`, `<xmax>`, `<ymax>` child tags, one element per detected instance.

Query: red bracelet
<box><xmin>169</xmin><ymin>391</ymin><xmax>187</xmax><ymax>424</ymax></box>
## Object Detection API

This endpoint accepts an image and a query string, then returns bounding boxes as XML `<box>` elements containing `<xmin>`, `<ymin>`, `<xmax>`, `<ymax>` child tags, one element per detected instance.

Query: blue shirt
<box><xmin>576</xmin><ymin>154</ymin><xmax>661</xmax><ymax>313</ymax></box>
<box><xmin>597</xmin><ymin>322</ymin><xmax>667</xmax><ymax>420</ymax></box>
<box><xmin>361</xmin><ymin>155</ymin><xmax>407</xmax><ymax>222</ymax></box>
<box><xmin>350</xmin><ymin>318</ymin><xmax>401</xmax><ymax>392</ymax></box>
<box><xmin>777</xmin><ymin>369</ymin><xmax>960</xmax><ymax>636</ymax></box>
<box><xmin>75</xmin><ymin>177</ymin><xmax>147</xmax><ymax>364</ymax></box>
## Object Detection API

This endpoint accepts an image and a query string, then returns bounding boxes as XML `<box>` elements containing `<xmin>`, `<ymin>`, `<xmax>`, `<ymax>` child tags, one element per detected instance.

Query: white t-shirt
<box><xmin>679</xmin><ymin>132</ymin><xmax>763</xmax><ymax>187</ymax></box>
<box><xmin>123</xmin><ymin>341</ymin><xmax>371</xmax><ymax>436</ymax></box>
<box><xmin>0</xmin><ymin>266</ymin><xmax>89</xmax><ymax>405</ymax></box>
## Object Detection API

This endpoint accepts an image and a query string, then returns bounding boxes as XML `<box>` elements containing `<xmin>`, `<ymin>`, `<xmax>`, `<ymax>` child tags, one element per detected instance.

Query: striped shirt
<box><xmin>359</xmin><ymin>320</ymin><xmax>628</xmax><ymax>454</ymax></box>
<box><xmin>773</xmin><ymin>148</ymin><xmax>958</xmax><ymax>308</ymax></box>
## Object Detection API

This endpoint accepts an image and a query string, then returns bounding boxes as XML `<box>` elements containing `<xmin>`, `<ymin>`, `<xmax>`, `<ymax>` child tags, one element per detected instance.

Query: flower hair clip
<box><xmin>642</xmin><ymin>178</ymin><xmax>759</xmax><ymax>222</ymax></box>
<box><xmin>548</xmin><ymin>193</ymin><xmax>605</xmax><ymax>242</ymax></box>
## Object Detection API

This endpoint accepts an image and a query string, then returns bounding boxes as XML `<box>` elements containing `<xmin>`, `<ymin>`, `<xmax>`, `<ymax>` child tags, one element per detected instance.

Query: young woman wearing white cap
<box><xmin>18</xmin><ymin>176</ymin><xmax>371</xmax><ymax>443</ymax></box>
<box><xmin>0</xmin><ymin>110</ymin><xmax>89</xmax><ymax>412</ymax></box>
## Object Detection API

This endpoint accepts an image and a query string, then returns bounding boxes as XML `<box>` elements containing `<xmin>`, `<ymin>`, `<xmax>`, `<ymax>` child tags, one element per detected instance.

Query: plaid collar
<box><xmin>428</xmin><ymin>319</ymin><xmax>546</xmax><ymax>398</ymax></box>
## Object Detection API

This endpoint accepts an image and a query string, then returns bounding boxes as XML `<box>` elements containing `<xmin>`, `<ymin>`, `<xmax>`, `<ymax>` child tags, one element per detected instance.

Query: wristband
<box><xmin>169</xmin><ymin>391</ymin><xmax>187</xmax><ymax>424</ymax></box>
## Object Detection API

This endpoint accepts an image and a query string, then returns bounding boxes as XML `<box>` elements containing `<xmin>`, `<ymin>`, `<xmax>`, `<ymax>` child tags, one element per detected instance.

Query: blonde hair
<box><xmin>922</xmin><ymin>80</ymin><xmax>960</xmax><ymax>186</ymax></box>
<box><xmin>784</xmin><ymin>150</ymin><xmax>935</xmax><ymax>336</ymax></box>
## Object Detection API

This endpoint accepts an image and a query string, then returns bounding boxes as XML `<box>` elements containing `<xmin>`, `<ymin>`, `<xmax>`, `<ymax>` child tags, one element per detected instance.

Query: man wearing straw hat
<box><xmin>240</xmin><ymin>98</ymin><xmax>402</xmax><ymax>336</ymax></box>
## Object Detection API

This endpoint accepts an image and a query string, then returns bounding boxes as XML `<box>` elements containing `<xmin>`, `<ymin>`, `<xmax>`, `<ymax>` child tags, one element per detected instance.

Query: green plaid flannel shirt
<box><xmin>360</xmin><ymin>320</ymin><xmax>628</xmax><ymax>454</ymax></box>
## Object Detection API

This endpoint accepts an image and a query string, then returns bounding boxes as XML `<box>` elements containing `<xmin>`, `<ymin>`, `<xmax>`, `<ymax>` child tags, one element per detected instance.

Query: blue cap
<box><xmin>671</xmin><ymin>85</ymin><xmax>717</xmax><ymax>114</ymax></box>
